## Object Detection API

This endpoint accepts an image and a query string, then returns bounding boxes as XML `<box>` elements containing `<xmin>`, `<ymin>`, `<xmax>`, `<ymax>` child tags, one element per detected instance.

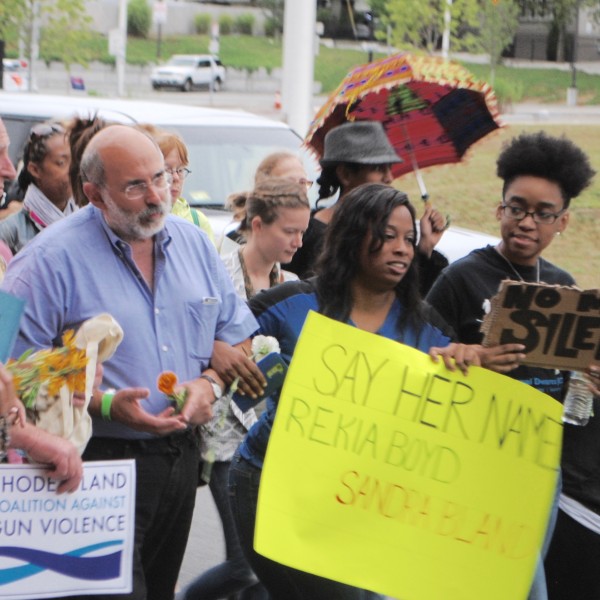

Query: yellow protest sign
<box><xmin>255</xmin><ymin>311</ymin><xmax>563</xmax><ymax>600</ymax></box>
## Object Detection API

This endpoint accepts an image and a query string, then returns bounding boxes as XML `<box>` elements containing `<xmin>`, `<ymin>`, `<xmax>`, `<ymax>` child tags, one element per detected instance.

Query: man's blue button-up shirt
<box><xmin>2</xmin><ymin>205</ymin><xmax>258</xmax><ymax>439</ymax></box>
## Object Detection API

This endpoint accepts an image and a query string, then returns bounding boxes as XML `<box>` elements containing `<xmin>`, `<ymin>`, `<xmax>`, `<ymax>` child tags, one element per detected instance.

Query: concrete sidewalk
<box><xmin>501</xmin><ymin>102</ymin><xmax>600</xmax><ymax>125</ymax></box>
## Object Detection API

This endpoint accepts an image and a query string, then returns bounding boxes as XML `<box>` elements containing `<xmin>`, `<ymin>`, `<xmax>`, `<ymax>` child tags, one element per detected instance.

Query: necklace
<box><xmin>494</xmin><ymin>245</ymin><xmax>540</xmax><ymax>283</ymax></box>
<box><xmin>238</xmin><ymin>246</ymin><xmax>279</xmax><ymax>299</ymax></box>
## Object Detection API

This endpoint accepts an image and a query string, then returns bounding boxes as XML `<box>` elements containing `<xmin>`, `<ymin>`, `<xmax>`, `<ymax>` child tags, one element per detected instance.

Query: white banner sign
<box><xmin>0</xmin><ymin>460</ymin><xmax>136</xmax><ymax>599</ymax></box>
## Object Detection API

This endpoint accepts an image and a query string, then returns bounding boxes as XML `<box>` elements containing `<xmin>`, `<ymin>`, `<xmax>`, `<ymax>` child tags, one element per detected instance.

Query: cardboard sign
<box><xmin>255</xmin><ymin>311</ymin><xmax>562</xmax><ymax>600</ymax></box>
<box><xmin>481</xmin><ymin>281</ymin><xmax>600</xmax><ymax>370</ymax></box>
<box><xmin>0</xmin><ymin>460</ymin><xmax>136</xmax><ymax>599</ymax></box>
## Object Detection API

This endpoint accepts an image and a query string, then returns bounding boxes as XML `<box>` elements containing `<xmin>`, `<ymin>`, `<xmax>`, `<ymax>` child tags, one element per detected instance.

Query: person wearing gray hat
<box><xmin>319</xmin><ymin>121</ymin><xmax>403</xmax><ymax>168</ymax></box>
<box><xmin>283</xmin><ymin>121</ymin><xmax>449</xmax><ymax>294</ymax></box>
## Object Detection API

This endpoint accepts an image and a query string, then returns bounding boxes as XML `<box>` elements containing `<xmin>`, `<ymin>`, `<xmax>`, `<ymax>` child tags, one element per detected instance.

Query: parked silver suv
<box><xmin>150</xmin><ymin>55</ymin><xmax>226</xmax><ymax>92</ymax></box>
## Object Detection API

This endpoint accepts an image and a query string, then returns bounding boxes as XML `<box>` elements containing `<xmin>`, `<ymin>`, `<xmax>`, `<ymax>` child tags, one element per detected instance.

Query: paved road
<box><xmin>177</xmin><ymin>486</ymin><xmax>225</xmax><ymax>593</ymax></box>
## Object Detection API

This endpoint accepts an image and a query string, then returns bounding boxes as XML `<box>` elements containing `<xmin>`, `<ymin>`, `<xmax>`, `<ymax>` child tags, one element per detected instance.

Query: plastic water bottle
<box><xmin>562</xmin><ymin>371</ymin><xmax>594</xmax><ymax>426</ymax></box>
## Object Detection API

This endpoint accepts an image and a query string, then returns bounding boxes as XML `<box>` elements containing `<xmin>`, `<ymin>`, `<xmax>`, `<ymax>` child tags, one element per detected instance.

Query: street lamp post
<box><xmin>441</xmin><ymin>0</ymin><xmax>452</xmax><ymax>60</ymax></box>
<box><xmin>567</xmin><ymin>0</ymin><xmax>581</xmax><ymax>107</ymax></box>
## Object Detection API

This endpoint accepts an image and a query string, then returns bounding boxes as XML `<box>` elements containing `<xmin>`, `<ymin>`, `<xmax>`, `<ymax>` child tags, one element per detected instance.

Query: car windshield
<box><xmin>173</xmin><ymin>124</ymin><xmax>319</xmax><ymax>209</ymax></box>
<box><xmin>169</xmin><ymin>57</ymin><xmax>199</xmax><ymax>67</ymax></box>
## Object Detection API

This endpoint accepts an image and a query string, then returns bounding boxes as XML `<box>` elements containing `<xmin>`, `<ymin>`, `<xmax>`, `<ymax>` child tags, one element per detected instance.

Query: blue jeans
<box><xmin>528</xmin><ymin>469</ymin><xmax>561</xmax><ymax>600</ymax></box>
<box><xmin>182</xmin><ymin>460</ymin><xmax>268</xmax><ymax>600</ymax></box>
<box><xmin>228</xmin><ymin>452</ymin><xmax>382</xmax><ymax>600</ymax></box>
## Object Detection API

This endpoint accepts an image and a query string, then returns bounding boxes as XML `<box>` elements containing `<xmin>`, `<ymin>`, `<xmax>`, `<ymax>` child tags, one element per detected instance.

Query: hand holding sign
<box><xmin>476</xmin><ymin>342</ymin><xmax>527</xmax><ymax>374</ymax></box>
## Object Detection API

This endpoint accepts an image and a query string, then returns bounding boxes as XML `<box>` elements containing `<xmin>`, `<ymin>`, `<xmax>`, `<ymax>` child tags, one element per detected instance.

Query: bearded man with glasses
<box><xmin>426</xmin><ymin>131</ymin><xmax>599</xmax><ymax>600</ymax></box>
<box><xmin>2</xmin><ymin>125</ymin><xmax>259</xmax><ymax>600</ymax></box>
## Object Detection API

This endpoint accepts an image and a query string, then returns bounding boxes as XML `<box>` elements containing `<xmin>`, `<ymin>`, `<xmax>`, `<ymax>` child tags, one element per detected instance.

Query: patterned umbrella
<box><xmin>306</xmin><ymin>52</ymin><xmax>502</xmax><ymax>198</ymax></box>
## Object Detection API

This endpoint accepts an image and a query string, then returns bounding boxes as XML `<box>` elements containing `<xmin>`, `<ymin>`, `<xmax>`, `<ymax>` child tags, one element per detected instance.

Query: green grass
<box><xmin>465</xmin><ymin>63</ymin><xmax>600</xmax><ymax>105</ymax></box>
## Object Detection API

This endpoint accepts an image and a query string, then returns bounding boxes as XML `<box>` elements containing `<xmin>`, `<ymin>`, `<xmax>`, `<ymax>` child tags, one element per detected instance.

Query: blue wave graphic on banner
<box><xmin>0</xmin><ymin>540</ymin><xmax>123</xmax><ymax>584</ymax></box>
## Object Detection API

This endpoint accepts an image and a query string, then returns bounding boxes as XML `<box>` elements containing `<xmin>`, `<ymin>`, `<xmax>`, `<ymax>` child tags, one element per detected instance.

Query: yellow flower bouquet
<box><xmin>6</xmin><ymin>330</ymin><xmax>88</xmax><ymax>417</ymax></box>
<box><xmin>3</xmin><ymin>314</ymin><xmax>124</xmax><ymax>455</ymax></box>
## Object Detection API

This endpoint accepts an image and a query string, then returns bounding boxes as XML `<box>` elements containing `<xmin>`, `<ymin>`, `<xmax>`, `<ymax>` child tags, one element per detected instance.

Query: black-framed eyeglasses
<box><xmin>29</xmin><ymin>123</ymin><xmax>65</xmax><ymax>140</ymax></box>
<box><xmin>165</xmin><ymin>167</ymin><xmax>191</xmax><ymax>180</ymax></box>
<box><xmin>123</xmin><ymin>171</ymin><xmax>172</xmax><ymax>200</ymax></box>
<box><xmin>501</xmin><ymin>204</ymin><xmax>565</xmax><ymax>225</ymax></box>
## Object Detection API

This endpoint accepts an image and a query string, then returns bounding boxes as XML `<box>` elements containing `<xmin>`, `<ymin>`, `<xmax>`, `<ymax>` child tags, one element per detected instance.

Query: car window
<box><xmin>3</xmin><ymin>116</ymin><xmax>39</xmax><ymax>165</ymax></box>
<box><xmin>171</xmin><ymin>57</ymin><xmax>196</xmax><ymax>67</ymax></box>
<box><xmin>168</xmin><ymin>124</ymin><xmax>319</xmax><ymax>209</ymax></box>
<box><xmin>198</xmin><ymin>61</ymin><xmax>210</xmax><ymax>68</ymax></box>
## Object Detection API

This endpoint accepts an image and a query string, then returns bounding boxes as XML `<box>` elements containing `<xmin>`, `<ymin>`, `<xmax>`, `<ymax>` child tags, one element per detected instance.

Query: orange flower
<box><xmin>157</xmin><ymin>371</ymin><xmax>178</xmax><ymax>396</ymax></box>
<box><xmin>157</xmin><ymin>371</ymin><xmax>186</xmax><ymax>412</ymax></box>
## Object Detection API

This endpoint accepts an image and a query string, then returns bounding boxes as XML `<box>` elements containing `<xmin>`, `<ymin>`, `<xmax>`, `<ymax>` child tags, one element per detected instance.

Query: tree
<box><xmin>480</xmin><ymin>1</ymin><xmax>520</xmax><ymax>84</ymax></box>
<box><xmin>380</xmin><ymin>0</ymin><xmax>482</xmax><ymax>54</ymax></box>
<box><xmin>255</xmin><ymin>0</ymin><xmax>284</xmax><ymax>38</ymax></box>
<box><xmin>0</xmin><ymin>0</ymin><xmax>92</xmax><ymax>69</ymax></box>
<box><xmin>128</xmin><ymin>0</ymin><xmax>151</xmax><ymax>39</ymax></box>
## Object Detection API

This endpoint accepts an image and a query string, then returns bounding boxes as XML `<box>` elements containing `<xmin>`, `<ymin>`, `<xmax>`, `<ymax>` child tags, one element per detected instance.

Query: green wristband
<box><xmin>101</xmin><ymin>392</ymin><xmax>115</xmax><ymax>421</ymax></box>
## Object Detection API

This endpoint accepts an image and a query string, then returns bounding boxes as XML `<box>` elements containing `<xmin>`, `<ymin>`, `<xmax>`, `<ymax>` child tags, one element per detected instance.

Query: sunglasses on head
<box><xmin>29</xmin><ymin>123</ymin><xmax>65</xmax><ymax>140</ymax></box>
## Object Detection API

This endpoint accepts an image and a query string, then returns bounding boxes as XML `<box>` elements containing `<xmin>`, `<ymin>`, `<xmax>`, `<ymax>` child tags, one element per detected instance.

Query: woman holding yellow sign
<box><xmin>228</xmin><ymin>183</ymin><xmax>480</xmax><ymax>599</ymax></box>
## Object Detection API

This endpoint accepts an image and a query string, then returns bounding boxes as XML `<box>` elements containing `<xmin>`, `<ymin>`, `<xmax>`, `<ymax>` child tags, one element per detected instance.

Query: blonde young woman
<box><xmin>181</xmin><ymin>177</ymin><xmax>310</xmax><ymax>600</ymax></box>
<box><xmin>223</xmin><ymin>177</ymin><xmax>311</xmax><ymax>297</ymax></box>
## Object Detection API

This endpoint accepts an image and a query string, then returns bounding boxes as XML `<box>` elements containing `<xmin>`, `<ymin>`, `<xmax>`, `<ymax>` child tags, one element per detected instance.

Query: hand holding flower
<box><xmin>199</xmin><ymin>336</ymin><xmax>280</xmax><ymax>484</ymax></box>
<box><xmin>157</xmin><ymin>371</ymin><xmax>215</xmax><ymax>426</ymax></box>
<box><xmin>211</xmin><ymin>340</ymin><xmax>266</xmax><ymax>398</ymax></box>
<box><xmin>109</xmin><ymin>386</ymin><xmax>187</xmax><ymax>436</ymax></box>
<box><xmin>157</xmin><ymin>371</ymin><xmax>187</xmax><ymax>412</ymax></box>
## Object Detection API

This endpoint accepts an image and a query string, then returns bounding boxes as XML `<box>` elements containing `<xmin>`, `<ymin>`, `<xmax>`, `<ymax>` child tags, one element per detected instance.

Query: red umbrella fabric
<box><xmin>306</xmin><ymin>53</ymin><xmax>502</xmax><ymax>182</ymax></box>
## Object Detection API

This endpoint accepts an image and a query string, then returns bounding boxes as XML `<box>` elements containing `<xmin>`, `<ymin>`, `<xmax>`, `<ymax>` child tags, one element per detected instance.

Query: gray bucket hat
<box><xmin>320</xmin><ymin>121</ymin><xmax>403</xmax><ymax>167</ymax></box>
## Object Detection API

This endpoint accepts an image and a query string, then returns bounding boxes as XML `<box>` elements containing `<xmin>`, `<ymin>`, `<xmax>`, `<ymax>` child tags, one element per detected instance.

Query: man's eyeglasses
<box><xmin>29</xmin><ymin>123</ymin><xmax>65</xmax><ymax>140</ymax></box>
<box><xmin>501</xmin><ymin>204</ymin><xmax>565</xmax><ymax>225</ymax></box>
<box><xmin>123</xmin><ymin>172</ymin><xmax>172</xmax><ymax>200</ymax></box>
<box><xmin>166</xmin><ymin>167</ymin><xmax>191</xmax><ymax>180</ymax></box>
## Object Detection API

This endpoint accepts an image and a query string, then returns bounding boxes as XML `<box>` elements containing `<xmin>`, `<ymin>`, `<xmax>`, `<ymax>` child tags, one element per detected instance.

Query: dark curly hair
<box><xmin>17</xmin><ymin>121</ymin><xmax>66</xmax><ymax>192</ymax></box>
<box><xmin>315</xmin><ymin>183</ymin><xmax>424</xmax><ymax>333</ymax></box>
<box><xmin>69</xmin><ymin>115</ymin><xmax>110</xmax><ymax>206</ymax></box>
<box><xmin>497</xmin><ymin>131</ymin><xmax>595</xmax><ymax>208</ymax></box>
<box><xmin>315</xmin><ymin>162</ymin><xmax>365</xmax><ymax>208</ymax></box>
